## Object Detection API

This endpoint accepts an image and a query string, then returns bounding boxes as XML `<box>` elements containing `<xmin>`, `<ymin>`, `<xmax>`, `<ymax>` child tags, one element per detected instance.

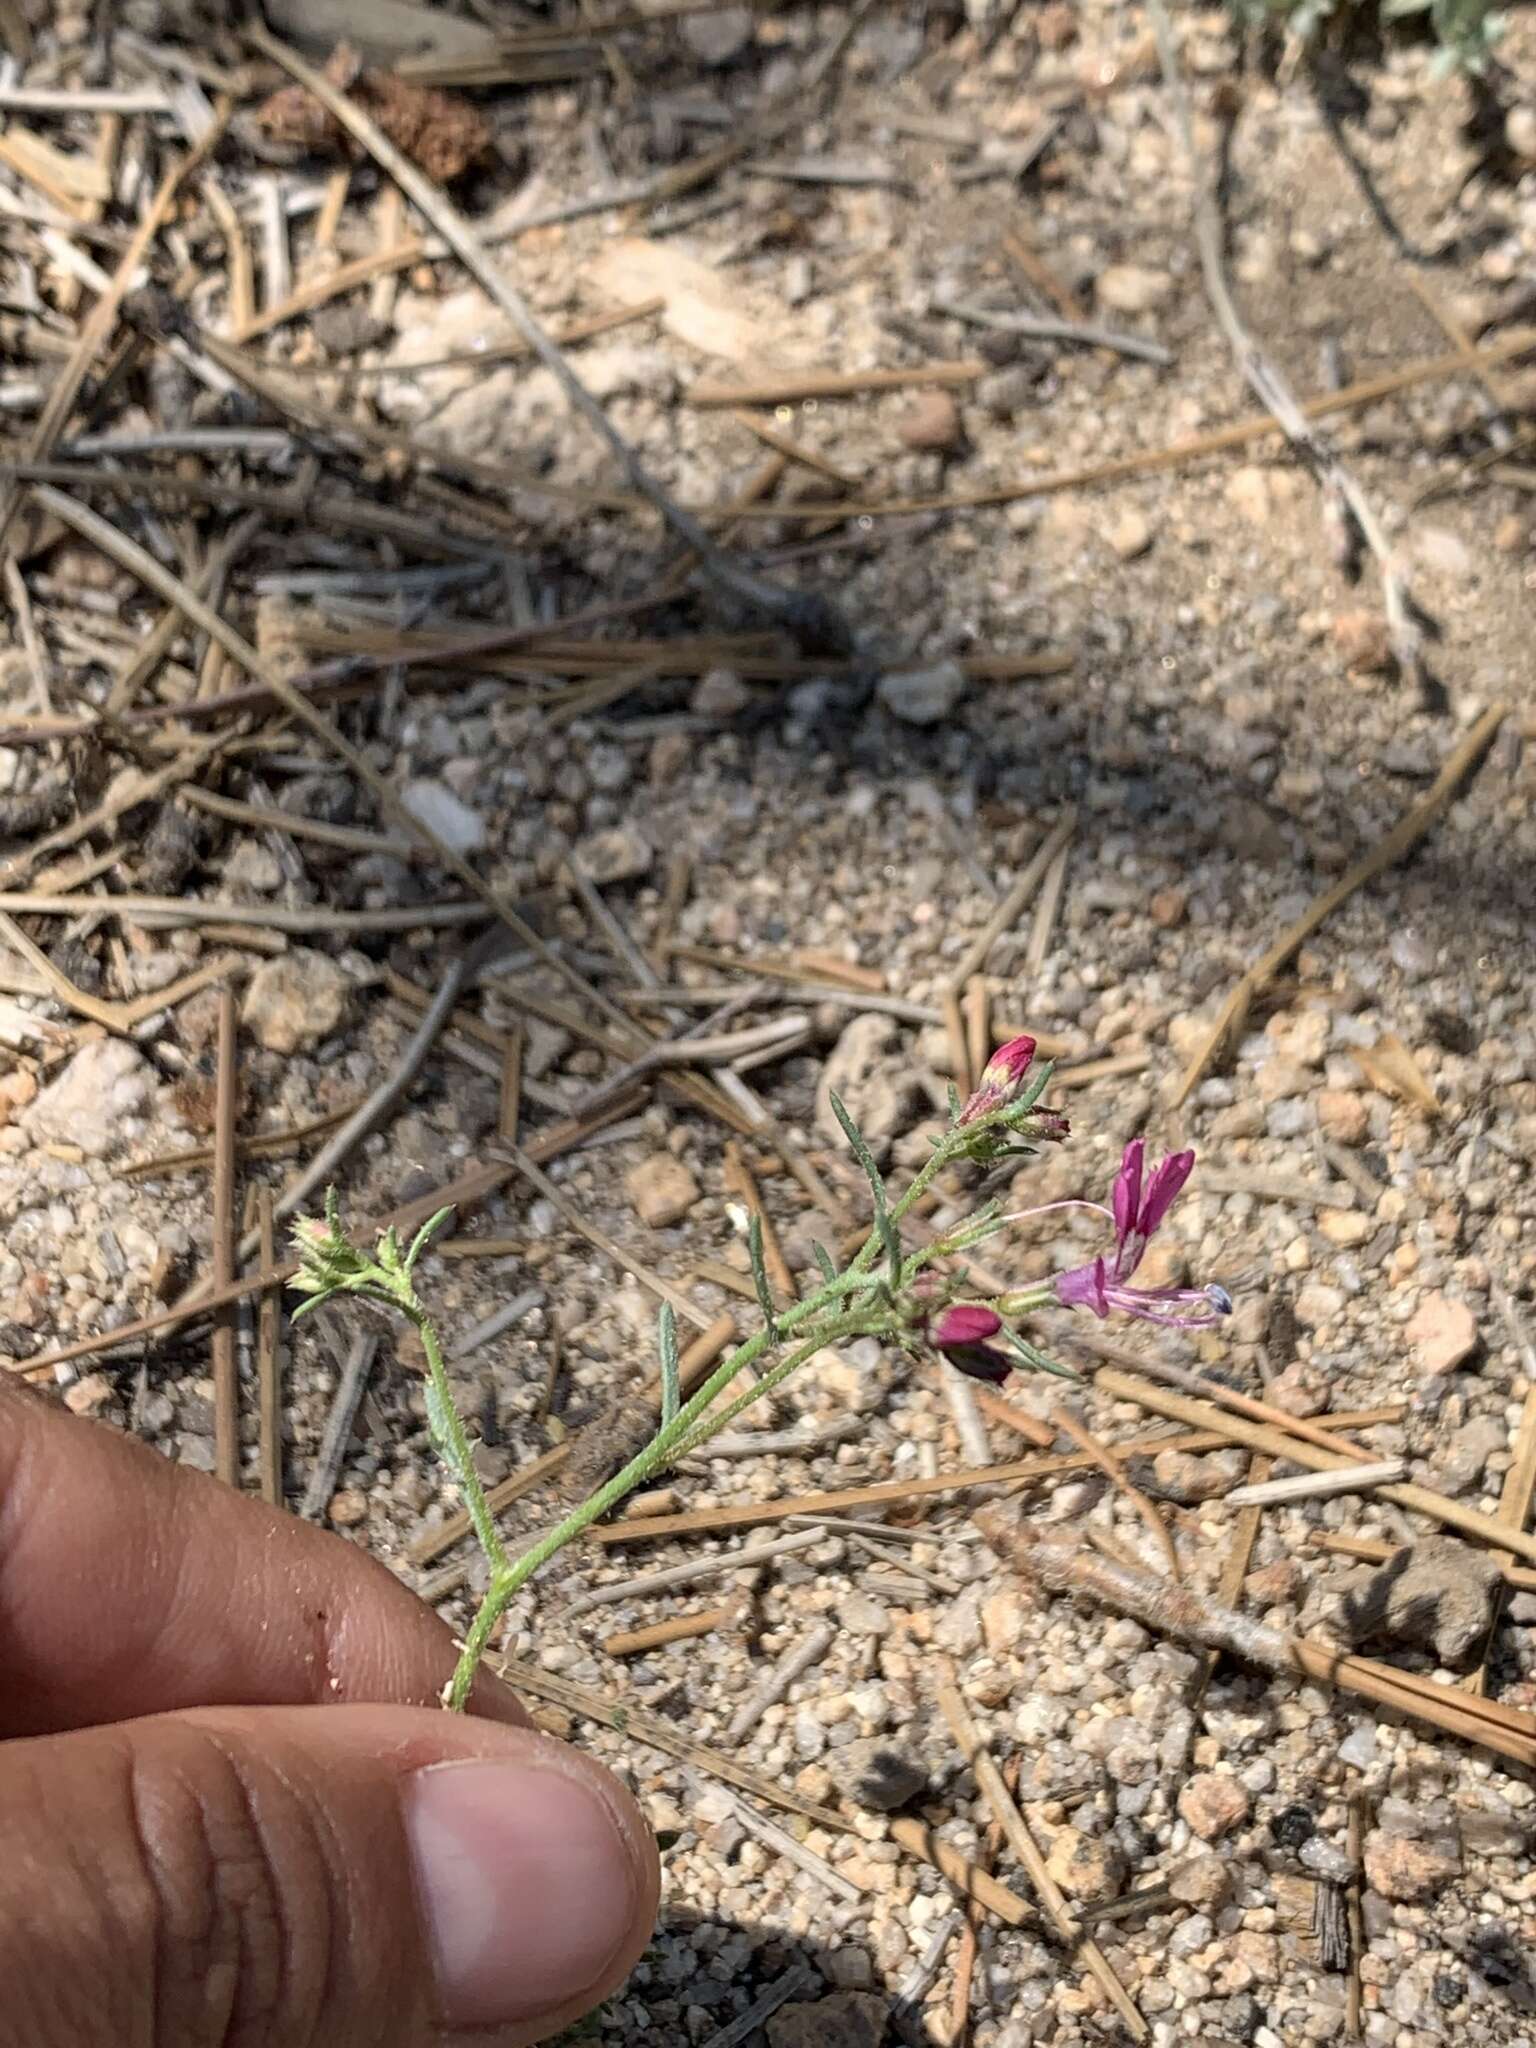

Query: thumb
<box><xmin>0</xmin><ymin>1701</ymin><xmax>659</xmax><ymax>2048</ymax></box>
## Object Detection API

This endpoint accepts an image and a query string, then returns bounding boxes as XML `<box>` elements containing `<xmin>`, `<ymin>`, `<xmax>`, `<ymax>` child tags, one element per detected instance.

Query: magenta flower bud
<box><xmin>957</xmin><ymin>1033</ymin><xmax>1037</xmax><ymax>1124</ymax></box>
<box><xmin>929</xmin><ymin>1302</ymin><xmax>1013</xmax><ymax>1384</ymax></box>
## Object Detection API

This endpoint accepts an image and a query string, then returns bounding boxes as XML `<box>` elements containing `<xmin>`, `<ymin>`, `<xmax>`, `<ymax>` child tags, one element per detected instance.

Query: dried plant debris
<box><xmin>253</xmin><ymin>42</ymin><xmax>492</xmax><ymax>181</ymax></box>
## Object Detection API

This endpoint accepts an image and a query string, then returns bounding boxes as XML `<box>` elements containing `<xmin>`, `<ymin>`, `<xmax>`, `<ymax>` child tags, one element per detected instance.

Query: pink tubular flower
<box><xmin>958</xmin><ymin>1033</ymin><xmax>1037</xmax><ymax>1124</ymax></box>
<box><xmin>930</xmin><ymin>1302</ymin><xmax>1014</xmax><ymax>1384</ymax></box>
<box><xmin>1054</xmin><ymin>1139</ymin><xmax>1231</xmax><ymax>1330</ymax></box>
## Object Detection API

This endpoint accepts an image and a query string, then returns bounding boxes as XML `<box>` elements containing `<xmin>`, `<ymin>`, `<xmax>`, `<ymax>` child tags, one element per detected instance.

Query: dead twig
<box><xmin>1093</xmin><ymin>1367</ymin><xmax>1536</xmax><ymax>1568</ymax></box>
<box><xmin>504</xmin><ymin>1657</ymin><xmax>847</xmax><ymax>1831</ymax></box>
<box><xmin>1169</xmin><ymin>703</ymin><xmax>1506</xmax><ymax>1103</ymax></box>
<box><xmin>246</xmin><ymin>24</ymin><xmax>849</xmax><ymax>653</ymax></box>
<box><xmin>212</xmin><ymin>988</ymin><xmax>240</xmax><ymax>1490</ymax></box>
<box><xmin>1148</xmin><ymin>0</ymin><xmax>1423</xmax><ymax>675</ymax></box>
<box><xmin>256</xmin><ymin>1192</ymin><xmax>283</xmax><ymax>1508</ymax></box>
<box><xmin>299</xmin><ymin>1329</ymin><xmax>378</xmax><ymax>1522</ymax></box>
<box><xmin>935</xmin><ymin>1671</ymin><xmax>1149</xmax><ymax>2040</ymax></box>
<box><xmin>939</xmin><ymin>299</ymin><xmax>1173</xmax><ymax>367</ymax></box>
<box><xmin>976</xmin><ymin>1504</ymin><xmax>1536</xmax><ymax>1772</ymax></box>
<box><xmin>1049</xmin><ymin>1404</ymin><xmax>1180</xmax><ymax>1580</ymax></box>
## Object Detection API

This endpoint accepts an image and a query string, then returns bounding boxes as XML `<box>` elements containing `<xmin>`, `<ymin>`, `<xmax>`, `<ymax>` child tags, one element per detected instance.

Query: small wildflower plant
<box><xmin>1224</xmin><ymin>0</ymin><xmax>1504</xmax><ymax>71</ymax></box>
<box><xmin>291</xmin><ymin>1037</ymin><xmax>1232</xmax><ymax>1711</ymax></box>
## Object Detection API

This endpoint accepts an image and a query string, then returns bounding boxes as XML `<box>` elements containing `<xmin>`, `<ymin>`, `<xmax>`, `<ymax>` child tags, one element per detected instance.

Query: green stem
<box><xmin>444</xmin><ymin>1307</ymin><xmax>871</xmax><ymax>1709</ymax></box>
<box><xmin>418</xmin><ymin>1311</ymin><xmax>510</xmax><ymax>1579</ymax></box>
<box><xmin>443</xmin><ymin>1117</ymin><xmax>1015</xmax><ymax>1708</ymax></box>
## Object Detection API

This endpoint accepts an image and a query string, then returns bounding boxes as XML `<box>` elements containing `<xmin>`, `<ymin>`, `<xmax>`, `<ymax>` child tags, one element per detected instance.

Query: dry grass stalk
<box><xmin>729</xmin><ymin>408</ymin><xmax>865</xmax><ymax>486</ymax></box>
<box><xmin>202</xmin><ymin>172</ymin><xmax>255</xmax><ymax>334</ymax></box>
<box><xmin>502</xmin><ymin>1142</ymin><xmax>708</xmax><ymax>1331</ymax></box>
<box><xmin>14</xmin><ymin>1114</ymin><xmax>625</xmax><ymax>1383</ymax></box>
<box><xmin>976</xmin><ymin>1507</ymin><xmax>1536</xmax><ymax>1772</ymax></box>
<box><xmin>211</xmin><ymin>987</ymin><xmax>240</xmax><ymax>1490</ymax></box>
<box><xmin>1226</xmin><ymin>1462</ymin><xmax>1407</xmax><ymax>1508</ymax></box>
<box><xmin>1051</xmin><ymin>1050</ymin><xmax>1150</xmax><ymax>1089</ymax></box>
<box><xmin>499</xmin><ymin>1657</ymin><xmax>848</xmax><ymax>1832</ymax></box>
<box><xmin>887</xmin><ymin>1817</ymin><xmax>1036</xmax><ymax>1930</ymax></box>
<box><xmin>1048</xmin><ymin>1404</ymin><xmax>1181</xmax><ymax>1580</ymax></box>
<box><xmin>565</xmin><ymin>1527</ymin><xmax>822</xmax><ymax>1620</ymax></box>
<box><xmin>970</xmin><ymin>1384</ymin><xmax>1056</xmax><ymax>1450</ymax></box>
<box><xmin>1074</xmin><ymin>1330</ymin><xmax>1377</xmax><ymax>1460</ymax></box>
<box><xmin>1025</xmin><ymin>824</ymin><xmax>1073</xmax><ymax>981</ymax></box>
<box><xmin>715</xmin><ymin>327</ymin><xmax>1536</xmax><ymax>525</ymax></box>
<box><xmin>1149</xmin><ymin>0</ymin><xmax>1420</xmax><ymax>675</ymax></box>
<box><xmin>181</xmin><ymin>785</ymin><xmax>417</xmax><ymax>860</ymax></box>
<box><xmin>256</xmin><ymin>1191</ymin><xmax>282</xmax><ymax>1509</ymax></box>
<box><xmin>582</xmin><ymin>1404</ymin><xmax>1407</xmax><ymax>1548</ymax></box>
<box><xmin>947</xmin><ymin>814</ymin><xmax>1072</xmax><ymax>991</ymax></box>
<box><xmin>1169</xmin><ymin>702</ymin><xmax>1505</xmax><ymax>1103</ymax></box>
<box><xmin>29</xmin><ymin>488</ymin><xmax>718</xmax><ymax>1183</ymax></box>
<box><xmin>1466</xmin><ymin>1289</ymin><xmax>1536</xmax><ymax>1694</ymax></box>
<box><xmin>962</xmin><ymin>977</ymin><xmax>991</xmax><ymax>1095</ymax></box>
<box><xmin>1094</xmin><ymin>1366</ymin><xmax>1536</xmax><ymax>1568</ymax></box>
<box><xmin>497</xmin><ymin>1024</ymin><xmax>524</xmax><ymax>1145</ymax></box>
<box><xmin>722</xmin><ymin>1144</ymin><xmax>795</xmax><ymax>1306</ymax></box>
<box><xmin>942</xmin><ymin>983</ymin><xmax>973</xmax><ymax>1096</ymax></box>
<box><xmin>1346</xmin><ymin>1794</ymin><xmax>1366</xmax><ymax>2034</ymax></box>
<box><xmin>0</xmin><ymin>905</ymin><xmax>244</xmax><ymax>1033</ymax></box>
<box><xmin>1312</xmin><ymin>1527</ymin><xmax>1536</xmax><ymax>1582</ymax></box>
<box><xmin>247</xmin><ymin>23</ymin><xmax>845</xmax><ymax>649</ymax></box>
<box><xmin>726</xmin><ymin>1620</ymin><xmax>836</xmax><ymax>1742</ymax></box>
<box><xmin>935</xmin><ymin>1673</ymin><xmax>1150</xmax><ymax>2040</ymax></box>
<box><xmin>688</xmin><ymin>361</ymin><xmax>988</xmax><ymax>406</ymax></box>
<box><xmin>1001</xmin><ymin>228</ymin><xmax>1086</xmax><ymax>322</ymax></box>
<box><xmin>1190</xmin><ymin>1453</ymin><xmax>1271</xmax><ymax>1711</ymax></box>
<box><xmin>298</xmin><ymin>1329</ymin><xmax>378</xmax><ymax>1522</ymax></box>
<box><xmin>0</xmin><ymin>100</ymin><xmax>233</xmax><ymax>553</ymax></box>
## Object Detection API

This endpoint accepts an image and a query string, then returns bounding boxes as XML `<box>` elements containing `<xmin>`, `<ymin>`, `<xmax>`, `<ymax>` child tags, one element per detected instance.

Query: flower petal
<box><xmin>1138</xmin><ymin>1149</ymin><xmax>1195</xmax><ymax>1237</ymax></box>
<box><xmin>1111</xmin><ymin>1139</ymin><xmax>1144</xmax><ymax>1246</ymax></box>
<box><xmin>1054</xmin><ymin>1256</ymin><xmax>1111</xmax><ymax>1318</ymax></box>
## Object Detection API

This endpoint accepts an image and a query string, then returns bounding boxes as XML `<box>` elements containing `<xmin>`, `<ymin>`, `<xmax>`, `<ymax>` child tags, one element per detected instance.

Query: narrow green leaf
<box><xmin>812</xmin><ymin>1240</ymin><xmax>838</xmax><ymax>1286</ymax></box>
<box><xmin>747</xmin><ymin>1214</ymin><xmax>778</xmax><ymax>1332</ymax></box>
<box><xmin>946</xmin><ymin>1081</ymin><xmax>962</xmax><ymax>1124</ymax></box>
<box><xmin>405</xmin><ymin>1206</ymin><xmax>454</xmax><ymax>1276</ymax></box>
<box><xmin>1012</xmin><ymin>1059</ymin><xmax>1055</xmax><ymax>1115</ymax></box>
<box><xmin>877</xmin><ymin>1207</ymin><xmax>902</xmax><ymax>1287</ymax></box>
<box><xmin>828</xmin><ymin>1089</ymin><xmax>889</xmax><ymax>1219</ymax></box>
<box><xmin>1004</xmin><ymin>1330</ymin><xmax>1081</xmax><ymax>1382</ymax></box>
<box><xmin>658</xmin><ymin>1305</ymin><xmax>680</xmax><ymax>1428</ymax></box>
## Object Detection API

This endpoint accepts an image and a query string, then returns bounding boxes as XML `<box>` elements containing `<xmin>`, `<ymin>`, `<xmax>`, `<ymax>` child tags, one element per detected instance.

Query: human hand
<box><xmin>0</xmin><ymin>1379</ymin><xmax>659</xmax><ymax>2047</ymax></box>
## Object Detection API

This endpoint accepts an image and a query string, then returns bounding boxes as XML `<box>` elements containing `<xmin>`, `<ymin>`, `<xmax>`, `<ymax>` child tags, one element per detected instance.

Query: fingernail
<box><xmin>405</xmin><ymin>1759</ymin><xmax>638</xmax><ymax>2027</ymax></box>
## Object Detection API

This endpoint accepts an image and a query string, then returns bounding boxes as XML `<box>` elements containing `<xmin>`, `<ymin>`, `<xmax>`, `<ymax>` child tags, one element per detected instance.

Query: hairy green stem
<box><xmin>445</xmin><ymin>1307</ymin><xmax>872</xmax><ymax>1708</ymax></box>
<box><xmin>418</xmin><ymin>1314</ymin><xmax>510</xmax><ymax>1578</ymax></box>
<box><xmin>442</xmin><ymin>1121</ymin><xmax>1030</xmax><ymax>1706</ymax></box>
